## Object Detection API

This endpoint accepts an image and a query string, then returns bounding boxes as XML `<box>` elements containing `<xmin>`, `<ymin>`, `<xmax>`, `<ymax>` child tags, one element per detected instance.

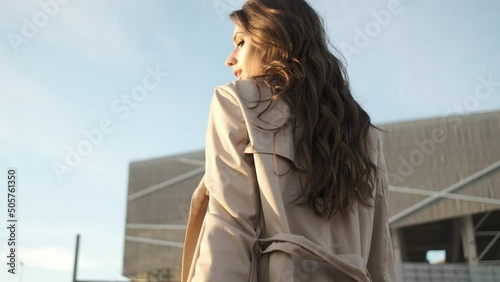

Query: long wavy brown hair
<box><xmin>230</xmin><ymin>0</ymin><xmax>382</xmax><ymax>218</ymax></box>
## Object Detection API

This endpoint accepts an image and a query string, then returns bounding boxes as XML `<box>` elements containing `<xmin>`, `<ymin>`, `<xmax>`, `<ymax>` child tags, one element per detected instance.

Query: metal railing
<box><xmin>396</xmin><ymin>262</ymin><xmax>500</xmax><ymax>282</ymax></box>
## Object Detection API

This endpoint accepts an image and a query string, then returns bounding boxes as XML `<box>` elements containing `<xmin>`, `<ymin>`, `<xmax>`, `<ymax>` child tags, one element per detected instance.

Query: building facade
<box><xmin>123</xmin><ymin>110</ymin><xmax>500</xmax><ymax>281</ymax></box>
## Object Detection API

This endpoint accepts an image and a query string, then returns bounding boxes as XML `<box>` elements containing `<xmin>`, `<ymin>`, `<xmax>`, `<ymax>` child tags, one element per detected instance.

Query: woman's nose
<box><xmin>225</xmin><ymin>54</ymin><xmax>237</xmax><ymax>67</ymax></box>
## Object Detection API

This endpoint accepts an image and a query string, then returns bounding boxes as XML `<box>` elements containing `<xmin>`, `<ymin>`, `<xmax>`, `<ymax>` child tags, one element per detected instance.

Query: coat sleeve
<box><xmin>191</xmin><ymin>86</ymin><xmax>260</xmax><ymax>281</ymax></box>
<box><xmin>366</xmin><ymin>131</ymin><xmax>397</xmax><ymax>281</ymax></box>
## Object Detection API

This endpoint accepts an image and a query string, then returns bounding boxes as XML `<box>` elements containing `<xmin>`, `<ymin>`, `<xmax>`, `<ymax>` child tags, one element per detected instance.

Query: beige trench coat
<box><xmin>181</xmin><ymin>80</ymin><xmax>396</xmax><ymax>282</ymax></box>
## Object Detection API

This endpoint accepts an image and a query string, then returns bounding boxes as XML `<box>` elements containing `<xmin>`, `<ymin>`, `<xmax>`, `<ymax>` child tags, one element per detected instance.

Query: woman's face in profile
<box><xmin>225</xmin><ymin>24</ymin><xmax>263</xmax><ymax>80</ymax></box>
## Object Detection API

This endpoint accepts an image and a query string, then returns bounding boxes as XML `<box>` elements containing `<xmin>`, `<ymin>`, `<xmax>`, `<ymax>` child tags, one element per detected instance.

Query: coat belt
<box><xmin>256</xmin><ymin>231</ymin><xmax>371</xmax><ymax>282</ymax></box>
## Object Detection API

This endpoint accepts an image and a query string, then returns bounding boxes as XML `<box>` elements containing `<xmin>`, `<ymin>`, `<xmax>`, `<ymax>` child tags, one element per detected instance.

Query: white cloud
<box><xmin>0</xmin><ymin>223</ymin><xmax>127</xmax><ymax>277</ymax></box>
<box><xmin>21</xmin><ymin>247</ymin><xmax>74</xmax><ymax>271</ymax></box>
<box><xmin>3</xmin><ymin>246</ymin><xmax>118</xmax><ymax>272</ymax></box>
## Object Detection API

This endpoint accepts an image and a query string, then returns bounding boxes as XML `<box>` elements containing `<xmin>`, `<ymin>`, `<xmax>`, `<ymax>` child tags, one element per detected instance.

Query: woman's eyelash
<box><xmin>237</xmin><ymin>40</ymin><xmax>245</xmax><ymax>47</ymax></box>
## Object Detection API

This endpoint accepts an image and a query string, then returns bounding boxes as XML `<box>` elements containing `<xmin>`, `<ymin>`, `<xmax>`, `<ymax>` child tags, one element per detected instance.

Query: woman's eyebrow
<box><xmin>233</xmin><ymin>32</ymin><xmax>243</xmax><ymax>43</ymax></box>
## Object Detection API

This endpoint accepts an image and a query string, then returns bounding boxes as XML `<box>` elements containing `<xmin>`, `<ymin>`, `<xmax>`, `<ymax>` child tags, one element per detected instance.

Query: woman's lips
<box><xmin>233</xmin><ymin>70</ymin><xmax>242</xmax><ymax>79</ymax></box>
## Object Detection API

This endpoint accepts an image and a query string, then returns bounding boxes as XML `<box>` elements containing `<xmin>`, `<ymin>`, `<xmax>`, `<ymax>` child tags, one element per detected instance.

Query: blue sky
<box><xmin>0</xmin><ymin>0</ymin><xmax>499</xmax><ymax>281</ymax></box>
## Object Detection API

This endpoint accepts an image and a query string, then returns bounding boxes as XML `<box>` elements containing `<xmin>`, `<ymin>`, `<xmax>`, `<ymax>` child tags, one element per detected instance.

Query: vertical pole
<box><xmin>72</xmin><ymin>234</ymin><xmax>80</xmax><ymax>282</ymax></box>
<box><xmin>461</xmin><ymin>216</ymin><xmax>478</xmax><ymax>265</ymax></box>
<box><xmin>391</xmin><ymin>228</ymin><xmax>407</xmax><ymax>261</ymax></box>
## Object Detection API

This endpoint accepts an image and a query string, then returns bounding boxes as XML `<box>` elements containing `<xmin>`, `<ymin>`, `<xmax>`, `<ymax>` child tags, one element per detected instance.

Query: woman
<box><xmin>182</xmin><ymin>0</ymin><xmax>396</xmax><ymax>281</ymax></box>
